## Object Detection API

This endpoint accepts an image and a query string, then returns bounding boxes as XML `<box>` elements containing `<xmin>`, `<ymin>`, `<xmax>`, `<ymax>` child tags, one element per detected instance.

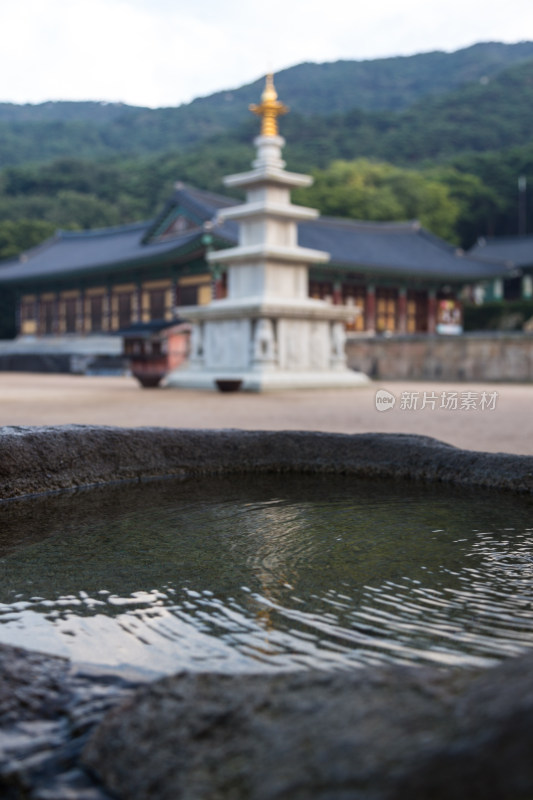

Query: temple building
<box><xmin>0</xmin><ymin>82</ymin><xmax>511</xmax><ymax>353</ymax></box>
<box><xmin>469</xmin><ymin>235</ymin><xmax>533</xmax><ymax>302</ymax></box>
<box><xmin>0</xmin><ymin>186</ymin><xmax>509</xmax><ymax>341</ymax></box>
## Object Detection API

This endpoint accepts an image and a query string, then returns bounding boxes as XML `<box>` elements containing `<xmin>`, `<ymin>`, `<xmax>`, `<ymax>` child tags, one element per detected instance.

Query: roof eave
<box><xmin>0</xmin><ymin>235</ymin><xmax>213</xmax><ymax>288</ymax></box>
<box><xmin>321</xmin><ymin>259</ymin><xmax>505</xmax><ymax>283</ymax></box>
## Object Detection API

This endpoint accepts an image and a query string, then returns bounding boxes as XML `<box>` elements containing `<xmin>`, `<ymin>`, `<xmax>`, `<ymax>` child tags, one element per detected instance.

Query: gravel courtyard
<box><xmin>0</xmin><ymin>372</ymin><xmax>529</xmax><ymax>455</ymax></box>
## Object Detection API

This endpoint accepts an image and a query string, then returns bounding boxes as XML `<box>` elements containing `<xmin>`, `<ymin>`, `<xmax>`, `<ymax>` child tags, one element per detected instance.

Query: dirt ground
<box><xmin>0</xmin><ymin>372</ymin><xmax>529</xmax><ymax>456</ymax></box>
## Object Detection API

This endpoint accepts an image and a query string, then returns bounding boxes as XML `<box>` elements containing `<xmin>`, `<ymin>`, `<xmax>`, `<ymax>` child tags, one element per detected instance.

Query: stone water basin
<box><xmin>1</xmin><ymin>427</ymin><xmax>533</xmax><ymax>799</ymax></box>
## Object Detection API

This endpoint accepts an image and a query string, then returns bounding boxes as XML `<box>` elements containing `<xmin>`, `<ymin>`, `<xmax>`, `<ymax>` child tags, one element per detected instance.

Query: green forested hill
<box><xmin>2</xmin><ymin>40</ymin><xmax>533</xmax><ymax>272</ymax></box>
<box><xmin>3</xmin><ymin>49</ymin><xmax>533</xmax><ymax>179</ymax></box>
<box><xmin>0</xmin><ymin>101</ymin><xmax>143</xmax><ymax>124</ymax></box>
<box><xmin>226</xmin><ymin>40</ymin><xmax>533</xmax><ymax>114</ymax></box>
<box><xmin>280</xmin><ymin>57</ymin><xmax>533</xmax><ymax>168</ymax></box>
<box><xmin>367</xmin><ymin>57</ymin><xmax>533</xmax><ymax>162</ymax></box>
<box><xmin>1</xmin><ymin>41</ymin><xmax>533</xmax><ymax>168</ymax></box>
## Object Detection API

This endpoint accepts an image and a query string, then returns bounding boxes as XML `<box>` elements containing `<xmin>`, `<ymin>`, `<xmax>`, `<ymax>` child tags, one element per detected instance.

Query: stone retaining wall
<box><xmin>346</xmin><ymin>332</ymin><xmax>533</xmax><ymax>381</ymax></box>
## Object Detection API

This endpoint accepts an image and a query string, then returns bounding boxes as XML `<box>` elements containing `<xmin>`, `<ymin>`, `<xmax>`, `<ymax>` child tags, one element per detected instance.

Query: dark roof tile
<box><xmin>470</xmin><ymin>235</ymin><xmax>533</xmax><ymax>268</ymax></box>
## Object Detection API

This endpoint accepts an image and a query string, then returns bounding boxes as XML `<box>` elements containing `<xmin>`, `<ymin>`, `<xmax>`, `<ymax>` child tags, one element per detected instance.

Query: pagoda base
<box><xmin>164</xmin><ymin>367</ymin><xmax>370</xmax><ymax>392</ymax></box>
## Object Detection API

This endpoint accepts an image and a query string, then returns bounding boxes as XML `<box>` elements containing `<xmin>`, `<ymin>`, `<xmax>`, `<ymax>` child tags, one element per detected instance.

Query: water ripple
<box><xmin>0</xmin><ymin>476</ymin><xmax>532</xmax><ymax>675</ymax></box>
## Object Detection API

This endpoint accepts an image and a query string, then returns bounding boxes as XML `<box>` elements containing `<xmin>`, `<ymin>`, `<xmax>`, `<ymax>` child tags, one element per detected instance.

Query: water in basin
<box><xmin>0</xmin><ymin>475</ymin><xmax>532</xmax><ymax>677</ymax></box>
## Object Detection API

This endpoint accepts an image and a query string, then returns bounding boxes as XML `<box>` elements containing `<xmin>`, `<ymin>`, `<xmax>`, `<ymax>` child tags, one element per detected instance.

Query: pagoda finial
<box><xmin>249</xmin><ymin>73</ymin><xmax>288</xmax><ymax>137</ymax></box>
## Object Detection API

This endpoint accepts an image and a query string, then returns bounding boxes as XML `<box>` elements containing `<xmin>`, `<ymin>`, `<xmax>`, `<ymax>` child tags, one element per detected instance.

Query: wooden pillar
<box><xmin>34</xmin><ymin>294</ymin><xmax>40</xmax><ymax>336</ymax></box>
<box><xmin>53</xmin><ymin>293</ymin><xmax>60</xmax><ymax>335</ymax></box>
<box><xmin>214</xmin><ymin>275</ymin><xmax>225</xmax><ymax>300</ymax></box>
<box><xmin>36</xmin><ymin>293</ymin><xmax>42</xmax><ymax>335</ymax></box>
<box><xmin>15</xmin><ymin>292</ymin><xmax>21</xmax><ymax>336</ymax></box>
<box><xmin>397</xmin><ymin>287</ymin><xmax>407</xmax><ymax>334</ymax></box>
<box><xmin>77</xmin><ymin>289</ymin><xmax>85</xmax><ymax>334</ymax></box>
<box><xmin>135</xmin><ymin>282</ymin><xmax>143</xmax><ymax>323</ymax></box>
<box><xmin>104</xmin><ymin>285</ymin><xmax>112</xmax><ymax>332</ymax></box>
<box><xmin>428</xmin><ymin>289</ymin><xmax>437</xmax><ymax>334</ymax></box>
<box><xmin>365</xmin><ymin>284</ymin><xmax>376</xmax><ymax>333</ymax></box>
<box><xmin>332</xmin><ymin>279</ymin><xmax>343</xmax><ymax>305</ymax></box>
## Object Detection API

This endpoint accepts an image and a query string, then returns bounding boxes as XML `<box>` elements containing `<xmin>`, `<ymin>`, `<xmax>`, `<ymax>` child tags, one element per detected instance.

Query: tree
<box><xmin>0</xmin><ymin>220</ymin><xmax>56</xmax><ymax>339</ymax></box>
<box><xmin>424</xmin><ymin>166</ymin><xmax>501</xmax><ymax>247</ymax></box>
<box><xmin>294</xmin><ymin>159</ymin><xmax>461</xmax><ymax>242</ymax></box>
<box><xmin>0</xmin><ymin>219</ymin><xmax>55</xmax><ymax>260</ymax></box>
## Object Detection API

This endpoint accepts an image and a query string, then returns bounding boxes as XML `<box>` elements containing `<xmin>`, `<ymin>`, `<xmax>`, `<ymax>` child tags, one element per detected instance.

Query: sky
<box><xmin>2</xmin><ymin>0</ymin><xmax>533</xmax><ymax>109</ymax></box>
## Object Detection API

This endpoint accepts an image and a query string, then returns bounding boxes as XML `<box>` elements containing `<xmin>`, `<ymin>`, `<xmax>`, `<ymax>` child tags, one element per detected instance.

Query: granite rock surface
<box><xmin>0</xmin><ymin>644</ymin><xmax>139</xmax><ymax>799</ymax></box>
<box><xmin>2</xmin><ymin>426</ymin><xmax>533</xmax><ymax>500</ymax></box>
<box><xmin>82</xmin><ymin>653</ymin><xmax>533</xmax><ymax>800</ymax></box>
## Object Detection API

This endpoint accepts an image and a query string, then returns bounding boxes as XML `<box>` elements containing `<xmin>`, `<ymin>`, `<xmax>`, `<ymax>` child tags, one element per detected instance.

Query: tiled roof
<box><xmin>0</xmin><ymin>220</ymin><xmax>203</xmax><ymax>284</ymax></box>
<box><xmin>299</xmin><ymin>217</ymin><xmax>507</xmax><ymax>281</ymax></box>
<box><xmin>0</xmin><ymin>184</ymin><xmax>509</xmax><ymax>286</ymax></box>
<box><xmin>469</xmin><ymin>235</ymin><xmax>533</xmax><ymax>269</ymax></box>
<box><xmin>142</xmin><ymin>183</ymin><xmax>237</xmax><ymax>242</ymax></box>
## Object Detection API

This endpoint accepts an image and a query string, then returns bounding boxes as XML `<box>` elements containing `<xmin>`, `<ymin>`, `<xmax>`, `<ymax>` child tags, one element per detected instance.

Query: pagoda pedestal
<box><xmin>166</xmin><ymin>300</ymin><xmax>365</xmax><ymax>391</ymax></box>
<box><xmin>166</xmin><ymin>78</ymin><xmax>368</xmax><ymax>391</ymax></box>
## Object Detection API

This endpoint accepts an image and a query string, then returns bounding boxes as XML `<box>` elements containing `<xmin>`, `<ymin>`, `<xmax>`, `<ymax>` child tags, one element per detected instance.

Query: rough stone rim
<box><xmin>2</xmin><ymin>425</ymin><xmax>533</xmax><ymax>501</ymax></box>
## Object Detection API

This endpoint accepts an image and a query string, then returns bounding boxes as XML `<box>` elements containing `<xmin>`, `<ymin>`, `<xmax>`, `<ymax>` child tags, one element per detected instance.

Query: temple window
<box><xmin>149</xmin><ymin>288</ymin><xmax>166</xmax><ymax>321</ymax></box>
<box><xmin>117</xmin><ymin>293</ymin><xmax>133</xmax><ymax>329</ymax></box>
<box><xmin>376</xmin><ymin>288</ymin><xmax>398</xmax><ymax>333</ymax></box>
<box><xmin>407</xmin><ymin>291</ymin><xmax>428</xmax><ymax>333</ymax></box>
<box><xmin>90</xmin><ymin>296</ymin><xmax>104</xmax><ymax>332</ymax></box>
<box><xmin>20</xmin><ymin>299</ymin><xmax>34</xmax><ymax>321</ymax></box>
<box><xmin>65</xmin><ymin>298</ymin><xmax>77</xmax><ymax>333</ymax></box>
<box><xmin>41</xmin><ymin>300</ymin><xmax>55</xmax><ymax>334</ymax></box>
<box><xmin>177</xmin><ymin>284</ymin><xmax>198</xmax><ymax>305</ymax></box>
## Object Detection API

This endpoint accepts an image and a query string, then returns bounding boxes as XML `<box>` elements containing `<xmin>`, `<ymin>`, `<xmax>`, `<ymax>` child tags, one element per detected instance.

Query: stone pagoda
<box><xmin>166</xmin><ymin>75</ymin><xmax>368</xmax><ymax>391</ymax></box>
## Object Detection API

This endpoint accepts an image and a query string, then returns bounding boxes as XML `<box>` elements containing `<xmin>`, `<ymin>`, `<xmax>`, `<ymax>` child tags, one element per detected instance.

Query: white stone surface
<box><xmin>166</xmin><ymin>369</ymin><xmax>369</xmax><ymax>392</ymax></box>
<box><xmin>203</xmin><ymin>319</ymin><xmax>251</xmax><ymax>370</ymax></box>
<box><xmin>0</xmin><ymin>335</ymin><xmax>121</xmax><ymax>355</ymax></box>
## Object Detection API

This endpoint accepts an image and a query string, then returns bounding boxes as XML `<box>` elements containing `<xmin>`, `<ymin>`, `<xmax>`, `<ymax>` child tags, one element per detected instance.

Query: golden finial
<box><xmin>249</xmin><ymin>74</ymin><xmax>288</xmax><ymax>137</ymax></box>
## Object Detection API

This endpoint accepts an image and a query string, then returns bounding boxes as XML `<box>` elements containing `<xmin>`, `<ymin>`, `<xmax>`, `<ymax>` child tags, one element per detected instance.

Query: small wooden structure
<box><xmin>120</xmin><ymin>319</ymin><xmax>190</xmax><ymax>387</ymax></box>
